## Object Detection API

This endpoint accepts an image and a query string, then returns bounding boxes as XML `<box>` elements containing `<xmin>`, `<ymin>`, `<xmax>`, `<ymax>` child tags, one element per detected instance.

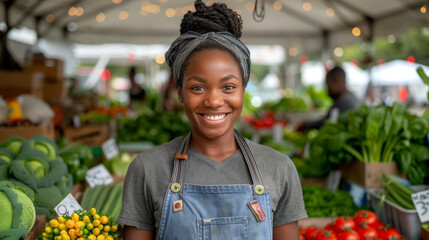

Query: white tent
<box><xmin>370</xmin><ymin>60</ymin><xmax>429</xmax><ymax>86</ymax></box>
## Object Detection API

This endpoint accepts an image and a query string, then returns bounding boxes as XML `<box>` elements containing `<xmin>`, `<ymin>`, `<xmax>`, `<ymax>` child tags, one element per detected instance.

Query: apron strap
<box><xmin>170</xmin><ymin>130</ymin><xmax>265</xmax><ymax>190</ymax></box>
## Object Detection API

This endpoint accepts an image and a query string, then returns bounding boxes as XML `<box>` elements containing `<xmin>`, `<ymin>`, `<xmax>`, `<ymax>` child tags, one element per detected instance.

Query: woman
<box><xmin>117</xmin><ymin>1</ymin><xmax>307</xmax><ymax>239</ymax></box>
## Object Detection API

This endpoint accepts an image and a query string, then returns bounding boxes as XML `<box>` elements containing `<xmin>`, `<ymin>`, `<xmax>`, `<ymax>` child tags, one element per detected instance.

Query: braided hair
<box><xmin>176</xmin><ymin>0</ymin><xmax>245</xmax><ymax>88</ymax></box>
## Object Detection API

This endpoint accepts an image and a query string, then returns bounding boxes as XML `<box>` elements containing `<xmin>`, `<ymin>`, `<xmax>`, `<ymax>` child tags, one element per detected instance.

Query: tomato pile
<box><xmin>300</xmin><ymin>210</ymin><xmax>402</xmax><ymax>240</ymax></box>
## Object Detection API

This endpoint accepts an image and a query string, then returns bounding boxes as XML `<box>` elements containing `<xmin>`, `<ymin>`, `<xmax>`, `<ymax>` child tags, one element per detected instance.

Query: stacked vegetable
<box><xmin>80</xmin><ymin>182</ymin><xmax>123</xmax><ymax>221</ymax></box>
<box><xmin>103</xmin><ymin>152</ymin><xmax>136</xmax><ymax>177</ymax></box>
<box><xmin>0</xmin><ymin>181</ymin><xmax>36</xmax><ymax>240</ymax></box>
<box><xmin>380</xmin><ymin>174</ymin><xmax>417</xmax><ymax>210</ymax></box>
<box><xmin>303</xmin><ymin>185</ymin><xmax>360</xmax><ymax>218</ymax></box>
<box><xmin>59</xmin><ymin>144</ymin><xmax>94</xmax><ymax>184</ymax></box>
<box><xmin>308</xmin><ymin>102</ymin><xmax>429</xmax><ymax>184</ymax></box>
<box><xmin>37</xmin><ymin>208</ymin><xmax>121</xmax><ymax>240</ymax></box>
<box><xmin>0</xmin><ymin>136</ymin><xmax>73</xmax><ymax>219</ymax></box>
<box><xmin>300</xmin><ymin>210</ymin><xmax>402</xmax><ymax>240</ymax></box>
<box><xmin>117</xmin><ymin>110</ymin><xmax>191</xmax><ymax>145</ymax></box>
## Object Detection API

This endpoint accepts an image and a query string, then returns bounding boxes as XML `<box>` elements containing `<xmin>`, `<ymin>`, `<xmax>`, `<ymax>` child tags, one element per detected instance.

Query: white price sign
<box><xmin>54</xmin><ymin>193</ymin><xmax>82</xmax><ymax>217</ymax></box>
<box><xmin>102</xmin><ymin>138</ymin><xmax>119</xmax><ymax>160</ymax></box>
<box><xmin>85</xmin><ymin>164</ymin><xmax>114</xmax><ymax>188</ymax></box>
<box><xmin>411</xmin><ymin>190</ymin><xmax>429</xmax><ymax>223</ymax></box>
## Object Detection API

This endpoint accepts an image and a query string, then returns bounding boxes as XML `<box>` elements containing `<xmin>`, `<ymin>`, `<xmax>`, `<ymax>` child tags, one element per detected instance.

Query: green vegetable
<box><xmin>34</xmin><ymin>185</ymin><xmax>64</xmax><ymax>219</ymax></box>
<box><xmin>1</xmin><ymin>136</ymin><xmax>25</xmax><ymax>155</ymax></box>
<box><xmin>7</xmin><ymin>179</ymin><xmax>36</xmax><ymax>202</ymax></box>
<box><xmin>381</xmin><ymin>174</ymin><xmax>416</xmax><ymax>210</ymax></box>
<box><xmin>108</xmin><ymin>153</ymin><xmax>135</xmax><ymax>176</ymax></box>
<box><xmin>56</xmin><ymin>173</ymin><xmax>74</xmax><ymax>196</ymax></box>
<box><xmin>59</xmin><ymin>144</ymin><xmax>93</xmax><ymax>166</ymax></box>
<box><xmin>20</xmin><ymin>136</ymin><xmax>58</xmax><ymax>161</ymax></box>
<box><xmin>0</xmin><ymin>148</ymin><xmax>14</xmax><ymax>165</ymax></box>
<box><xmin>0</xmin><ymin>181</ymin><xmax>36</xmax><ymax>238</ymax></box>
<box><xmin>303</xmin><ymin>185</ymin><xmax>360</xmax><ymax>217</ymax></box>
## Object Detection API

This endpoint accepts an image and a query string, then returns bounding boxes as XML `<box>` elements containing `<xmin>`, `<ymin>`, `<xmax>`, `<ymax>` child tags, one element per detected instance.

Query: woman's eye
<box><xmin>224</xmin><ymin>85</ymin><xmax>235</xmax><ymax>90</ymax></box>
<box><xmin>191</xmin><ymin>86</ymin><xmax>204</xmax><ymax>91</ymax></box>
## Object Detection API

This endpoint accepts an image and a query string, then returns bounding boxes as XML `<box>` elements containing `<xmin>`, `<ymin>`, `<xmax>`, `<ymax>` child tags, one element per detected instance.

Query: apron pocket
<box><xmin>197</xmin><ymin>216</ymin><xmax>249</xmax><ymax>240</ymax></box>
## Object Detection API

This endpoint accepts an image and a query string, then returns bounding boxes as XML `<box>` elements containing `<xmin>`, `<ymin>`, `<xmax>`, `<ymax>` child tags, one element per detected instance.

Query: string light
<box><xmin>112</xmin><ymin>0</ymin><xmax>122</xmax><ymax>4</ymax></box>
<box><xmin>273</xmin><ymin>1</ymin><xmax>282</xmax><ymax>11</ymax></box>
<box><xmin>140</xmin><ymin>9</ymin><xmax>150</xmax><ymax>16</ymax></box>
<box><xmin>302</xmin><ymin>2</ymin><xmax>312</xmax><ymax>11</ymax></box>
<box><xmin>334</xmin><ymin>47</ymin><xmax>343</xmax><ymax>57</ymax></box>
<box><xmin>421</xmin><ymin>6</ymin><xmax>427</xmax><ymax>13</ymax></box>
<box><xmin>289</xmin><ymin>47</ymin><xmax>298</xmax><ymax>56</ymax></box>
<box><xmin>387</xmin><ymin>34</ymin><xmax>396</xmax><ymax>43</ymax></box>
<box><xmin>119</xmin><ymin>10</ymin><xmax>128</xmax><ymax>20</ymax></box>
<box><xmin>45</xmin><ymin>14</ymin><xmax>55</xmax><ymax>23</ymax></box>
<box><xmin>352</xmin><ymin>27</ymin><xmax>361</xmax><ymax>36</ymax></box>
<box><xmin>326</xmin><ymin>8</ymin><xmax>335</xmax><ymax>17</ymax></box>
<box><xmin>96</xmin><ymin>13</ymin><xmax>106</xmax><ymax>22</ymax></box>
<box><xmin>68</xmin><ymin>7</ymin><xmax>77</xmax><ymax>16</ymax></box>
<box><xmin>156</xmin><ymin>55</ymin><xmax>165</xmax><ymax>64</ymax></box>
<box><xmin>76</xmin><ymin>7</ymin><xmax>84</xmax><ymax>16</ymax></box>
<box><xmin>246</xmin><ymin>2</ymin><xmax>255</xmax><ymax>11</ymax></box>
<box><xmin>166</xmin><ymin>8</ymin><xmax>175</xmax><ymax>18</ymax></box>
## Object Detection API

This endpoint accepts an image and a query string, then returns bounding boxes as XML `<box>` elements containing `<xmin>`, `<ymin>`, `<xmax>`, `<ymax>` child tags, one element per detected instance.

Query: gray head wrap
<box><xmin>165</xmin><ymin>31</ymin><xmax>251</xmax><ymax>87</ymax></box>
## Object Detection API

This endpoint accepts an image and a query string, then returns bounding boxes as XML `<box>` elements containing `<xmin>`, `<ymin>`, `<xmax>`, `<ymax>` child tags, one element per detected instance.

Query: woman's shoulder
<box><xmin>246</xmin><ymin>139</ymin><xmax>291</xmax><ymax>163</ymax></box>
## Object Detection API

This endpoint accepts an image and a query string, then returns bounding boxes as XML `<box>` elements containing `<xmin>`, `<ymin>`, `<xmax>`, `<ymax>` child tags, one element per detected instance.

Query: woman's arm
<box><xmin>123</xmin><ymin>225</ymin><xmax>154</xmax><ymax>240</ymax></box>
<box><xmin>273</xmin><ymin>221</ymin><xmax>300</xmax><ymax>240</ymax></box>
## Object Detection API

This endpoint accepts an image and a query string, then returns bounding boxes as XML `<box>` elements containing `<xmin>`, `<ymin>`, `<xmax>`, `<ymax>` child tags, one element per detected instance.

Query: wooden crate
<box><xmin>339</xmin><ymin>160</ymin><xmax>405</xmax><ymax>188</ymax></box>
<box><xmin>64</xmin><ymin>124</ymin><xmax>109</xmax><ymax>147</ymax></box>
<box><xmin>25</xmin><ymin>215</ymin><xmax>45</xmax><ymax>240</ymax></box>
<box><xmin>0</xmin><ymin>70</ymin><xmax>44</xmax><ymax>99</ymax></box>
<box><xmin>25</xmin><ymin>57</ymin><xmax>64</xmax><ymax>82</ymax></box>
<box><xmin>0</xmin><ymin>122</ymin><xmax>55</xmax><ymax>142</ymax></box>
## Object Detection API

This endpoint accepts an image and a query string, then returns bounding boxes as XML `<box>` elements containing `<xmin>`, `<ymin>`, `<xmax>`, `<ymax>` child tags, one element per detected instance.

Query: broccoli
<box><xmin>0</xmin><ymin>136</ymin><xmax>24</xmax><ymax>156</ymax></box>
<box><xmin>34</xmin><ymin>185</ymin><xmax>63</xmax><ymax>219</ymax></box>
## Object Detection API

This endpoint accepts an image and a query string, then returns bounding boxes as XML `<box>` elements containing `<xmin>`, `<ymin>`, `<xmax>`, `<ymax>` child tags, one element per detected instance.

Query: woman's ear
<box><xmin>177</xmin><ymin>87</ymin><xmax>184</xmax><ymax>103</ymax></box>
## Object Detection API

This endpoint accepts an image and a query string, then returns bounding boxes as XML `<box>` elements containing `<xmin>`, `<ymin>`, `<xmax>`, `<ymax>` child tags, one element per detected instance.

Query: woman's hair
<box><xmin>176</xmin><ymin>0</ymin><xmax>245</xmax><ymax>88</ymax></box>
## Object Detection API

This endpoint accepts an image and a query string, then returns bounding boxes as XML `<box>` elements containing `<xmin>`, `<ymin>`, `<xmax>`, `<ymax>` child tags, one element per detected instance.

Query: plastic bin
<box><xmin>367</xmin><ymin>186</ymin><xmax>429</xmax><ymax>240</ymax></box>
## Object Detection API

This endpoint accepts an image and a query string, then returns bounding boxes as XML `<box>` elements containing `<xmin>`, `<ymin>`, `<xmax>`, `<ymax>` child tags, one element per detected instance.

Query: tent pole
<box><xmin>364</xmin><ymin>17</ymin><xmax>375</xmax><ymax>103</ymax></box>
<box><xmin>321</xmin><ymin>30</ymin><xmax>330</xmax><ymax>71</ymax></box>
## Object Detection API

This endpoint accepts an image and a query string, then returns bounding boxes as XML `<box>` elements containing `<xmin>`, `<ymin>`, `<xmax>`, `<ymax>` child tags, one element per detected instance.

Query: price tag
<box><xmin>85</xmin><ymin>164</ymin><xmax>114</xmax><ymax>188</ymax></box>
<box><xmin>102</xmin><ymin>138</ymin><xmax>119</xmax><ymax>160</ymax></box>
<box><xmin>272</xmin><ymin>123</ymin><xmax>283</xmax><ymax>143</ymax></box>
<box><xmin>412</xmin><ymin>190</ymin><xmax>429</xmax><ymax>223</ymax></box>
<box><xmin>326</xmin><ymin>170</ymin><xmax>342</xmax><ymax>191</ymax></box>
<box><xmin>54</xmin><ymin>193</ymin><xmax>82</xmax><ymax>217</ymax></box>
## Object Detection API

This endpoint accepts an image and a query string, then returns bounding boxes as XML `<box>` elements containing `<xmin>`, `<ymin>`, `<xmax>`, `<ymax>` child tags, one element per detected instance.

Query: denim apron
<box><xmin>157</xmin><ymin>130</ymin><xmax>273</xmax><ymax>240</ymax></box>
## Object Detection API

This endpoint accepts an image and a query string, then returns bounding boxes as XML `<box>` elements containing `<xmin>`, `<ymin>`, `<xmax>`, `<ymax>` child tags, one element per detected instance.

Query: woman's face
<box><xmin>178</xmin><ymin>49</ymin><xmax>244</xmax><ymax>140</ymax></box>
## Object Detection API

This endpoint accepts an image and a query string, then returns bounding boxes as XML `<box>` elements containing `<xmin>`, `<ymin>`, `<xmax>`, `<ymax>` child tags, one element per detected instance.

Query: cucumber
<box><xmin>110</xmin><ymin>188</ymin><xmax>123</xmax><ymax>221</ymax></box>
<box><xmin>85</xmin><ymin>184</ymin><xmax>104</xmax><ymax>210</ymax></box>
<box><xmin>101</xmin><ymin>182</ymin><xmax>123</xmax><ymax>215</ymax></box>
<box><xmin>94</xmin><ymin>183</ymin><xmax>116</xmax><ymax>212</ymax></box>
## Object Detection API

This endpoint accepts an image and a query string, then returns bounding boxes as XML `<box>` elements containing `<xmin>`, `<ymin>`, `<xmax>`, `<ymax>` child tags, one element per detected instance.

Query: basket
<box><xmin>367</xmin><ymin>186</ymin><xmax>429</xmax><ymax>240</ymax></box>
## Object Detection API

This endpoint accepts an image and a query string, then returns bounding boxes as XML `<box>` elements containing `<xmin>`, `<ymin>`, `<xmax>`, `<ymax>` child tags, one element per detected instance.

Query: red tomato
<box><xmin>356</xmin><ymin>226</ymin><xmax>378</xmax><ymax>240</ymax></box>
<box><xmin>335</xmin><ymin>216</ymin><xmax>356</xmax><ymax>233</ymax></box>
<box><xmin>316</xmin><ymin>230</ymin><xmax>337</xmax><ymax>240</ymax></box>
<box><xmin>300</xmin><ymin>234</ymin><xmax>305</xmax><ymax>240</ymax></box>
<box><xmin>300</xmin><ymin>227</ymin><xmax>307</xmax><ymax>236</ymax></box>
<box><xmin>305</xmin><ymin>226</ymin><xmax>321</xmax><ymax>240</ymax></box>
<box><xmin>337</xmin><ymin>230</ymin><xmax>360</xmax><ymax>240</ymax></box>
<box><xmin>354</xmin><ymin>210</ymin><xmax>379</xmax><ymax>228</ymax></box>
<box><xmin>378</xmin><ymin>227</ymin><xmax>402</xmax><ymax>240</ymax></box>
<box><xmin>325</xmin><ymin>223</ymin><xmax>335</xmax><ymax>232</ymax></box>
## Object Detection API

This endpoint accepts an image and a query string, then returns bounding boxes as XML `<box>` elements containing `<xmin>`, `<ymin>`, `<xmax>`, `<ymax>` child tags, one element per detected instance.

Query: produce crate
<box><xmin>339</xmin><ymin>160</ymin><xmax>404</xmax><ymax>188</ymax></box>
<box><xmin>367</xmin><ymin>186</ymin><xmax>429</xmax><ymax>240</ymax></box>
<box><xmin>0</xmin><ymin>70</ymin><xmax>44</xmax><ymax>99</ymax></box>
<box><xmin>43</xmin><ymin>79</ymin><xmax>68</xmax><ymax>103</ymax></box>
<box><xmin>25</xmin><ymin>57</ymin><xmax>64</xmax><ymax>82</ymax></box>
<box><xmin>0</xmin><ymin>122</ymin><xmax>55</xmax><ymax>142</ymax></box>
<box><xmin>25</xmin><ymin>215</ymin><xmax>45</xmax><ymax>240</ymax></box>
<box><xmin>71</xmin><ymin>182</ymin><xmax>88</xmax><ymax>203</ymax></box>
<box><xmin>64</xmin><ymin>124</ymin><xmax>109</xmax><ymax>147</ymax></box>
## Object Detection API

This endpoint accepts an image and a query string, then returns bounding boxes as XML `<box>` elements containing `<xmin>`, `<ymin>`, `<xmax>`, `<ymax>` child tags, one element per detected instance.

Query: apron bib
<box><xmin>157</xmin><ymin>130</ymin><xmax>273</xmax><ymax>240</ymax></box>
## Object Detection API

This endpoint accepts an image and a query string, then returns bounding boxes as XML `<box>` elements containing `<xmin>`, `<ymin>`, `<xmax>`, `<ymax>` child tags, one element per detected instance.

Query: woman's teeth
<box><xmin>203</xmin><ymin>114</ymin><xmax>226</xmax><ymax>120</ymax></box>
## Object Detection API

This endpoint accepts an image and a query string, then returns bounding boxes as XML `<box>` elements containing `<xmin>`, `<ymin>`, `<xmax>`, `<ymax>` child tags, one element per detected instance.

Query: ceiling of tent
<box><xmin>2</xmin><ymin>0</ymin><xmax>428</xmax><ymax>53</ymax></box>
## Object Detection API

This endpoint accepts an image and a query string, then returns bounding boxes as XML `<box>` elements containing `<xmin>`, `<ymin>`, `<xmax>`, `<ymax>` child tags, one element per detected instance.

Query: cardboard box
<box><xmin>64</xmin><ymin>124</ymin><xmax>109</xmax><ymax>147</ymax></box>
<box><xmin>0</xmin><ymin>122</ymin><xmax>55</xmax><ymax>142</ymax></box>
<box><xmin>43</xmin><ymin>79</ymin><xmax>68</xmax><ymax>103</ymax></box>
<box><xmin>339</xmin><ymin>160</ymin><xmax>404</xmax><ymax>188</ymax></box>
<box><xmin>25</xmin><ymin>215</ymin><xmax>45</xmax><ymax>240</ymax></box>
<box><xmin>0</xmin><ymin>70</ymin><xmax>44</xmax><ymax>99</ymax></box>
<box><xmin>25</xmin><ymin>57</ymin><xmax>64</xmax><ymax>82</ymax></box>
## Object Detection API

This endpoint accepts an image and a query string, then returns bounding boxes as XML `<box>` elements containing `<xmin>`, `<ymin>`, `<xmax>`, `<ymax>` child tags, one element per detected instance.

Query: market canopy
<box><xmin>2</xmin><ymin>0</ymin><xmax>428</xmax><ymax>53</ymax></box>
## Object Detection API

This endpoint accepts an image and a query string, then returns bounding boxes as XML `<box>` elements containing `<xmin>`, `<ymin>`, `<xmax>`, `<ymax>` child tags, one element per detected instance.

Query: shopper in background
<box><xmin>128</xmin><ymin>66</ymin><xmax>146</xmax><ymax>107</ymax></box>
<box><xmin>117</xmin><ymin>0</ymin><xmax>307</xmax><ymax>239</ymax></box>
<box><xmin>300</xmin><ymin>66</ymin><xmax>361</xmax><ymax>130</ymax></box>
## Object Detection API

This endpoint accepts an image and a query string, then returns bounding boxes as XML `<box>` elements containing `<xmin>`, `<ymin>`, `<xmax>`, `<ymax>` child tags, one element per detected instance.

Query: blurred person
<box><xmin>299</xmin><ymin>66</ymin><xmax>361</xmax><ymax>130</ymax></box>
<box><xmin>128</xmin><ymin>66</ymin><xmax>146</xmax><ymax>107</ymax></box>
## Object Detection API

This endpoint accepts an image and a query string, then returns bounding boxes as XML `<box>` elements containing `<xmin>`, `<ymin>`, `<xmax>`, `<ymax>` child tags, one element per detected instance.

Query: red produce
<box><xmin>316</xmin><ymin>230</ymin><xmax>337</xmax><ymax>240</ymax></box>
<box><xmin>337</xmin><ymin>230</ymin><xmax>360</xmax><ymax>240</ymax></box>
<box><xmin>335</xmin><ymin>216</ymin><xmax>356</xmax><ymax>233</ymax></box>
<box><xmin>356</xmin><ymin>226</ymin><xmax>378</xmax><ymax>240</ymax></box>
<box><xmin>354</xmin><ymin>210</ymin><xmax>379</xmax><ymax>228</ymax></box>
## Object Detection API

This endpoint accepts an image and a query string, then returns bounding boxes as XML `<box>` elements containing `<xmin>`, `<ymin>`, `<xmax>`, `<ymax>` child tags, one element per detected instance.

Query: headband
<box><xmin>165</xmin><ymin>31</ymin><xmax>251</xmax><ymax>87</ymax></box>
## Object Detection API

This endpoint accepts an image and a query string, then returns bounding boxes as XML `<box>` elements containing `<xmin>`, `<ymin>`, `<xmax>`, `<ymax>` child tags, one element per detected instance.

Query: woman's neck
<box><xmin>190</xmin><ymin>130</ymin><xmax>238</xmax><ymax>162</ymax></box>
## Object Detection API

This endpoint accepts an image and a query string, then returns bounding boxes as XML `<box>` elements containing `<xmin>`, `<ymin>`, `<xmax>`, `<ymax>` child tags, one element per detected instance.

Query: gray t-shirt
<box><xmin>117</xmin><ymin>137</ymin><xmax>307</xmax><ymax>235</ymax></box>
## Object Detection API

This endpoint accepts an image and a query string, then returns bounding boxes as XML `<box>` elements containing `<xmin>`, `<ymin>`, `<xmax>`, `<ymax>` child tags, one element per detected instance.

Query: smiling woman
<box><xmin>117</xmin><ymin>1</ymin><xmax>307</xmax><ymax>239</ymax></box>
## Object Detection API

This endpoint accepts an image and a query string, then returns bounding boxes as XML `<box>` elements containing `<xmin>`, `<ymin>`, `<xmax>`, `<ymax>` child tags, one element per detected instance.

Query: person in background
<box><xmin>128</xmin><ymin>66</ymin><xmax>146</xmax><ymax>107</ymax></box>
<box><xmin>301</xmin><ymin>66</ymin><xmax>361</xmax><ymax>130</ymax></box>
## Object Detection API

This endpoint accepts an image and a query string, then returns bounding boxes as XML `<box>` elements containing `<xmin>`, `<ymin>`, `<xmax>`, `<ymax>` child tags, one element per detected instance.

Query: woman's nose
<box><xmin>204</xmin><ymin>90</ymin><xmax>224</xmax><ymax>108</ymax></box>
